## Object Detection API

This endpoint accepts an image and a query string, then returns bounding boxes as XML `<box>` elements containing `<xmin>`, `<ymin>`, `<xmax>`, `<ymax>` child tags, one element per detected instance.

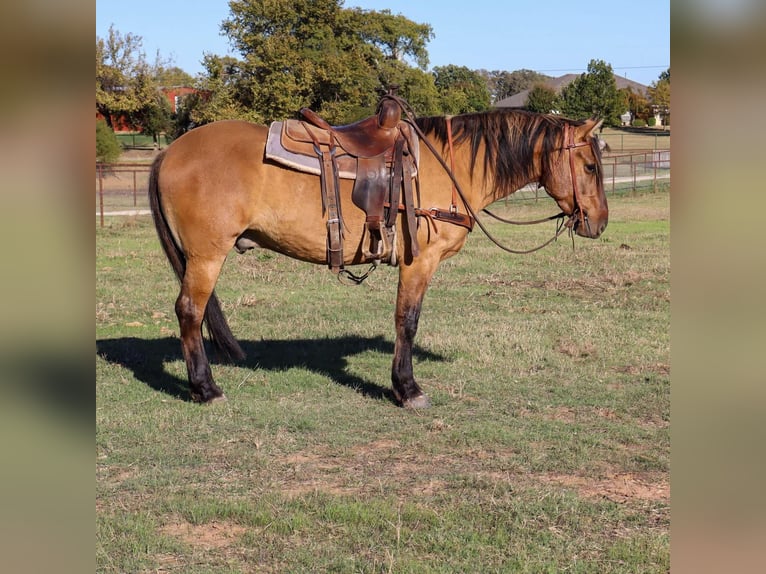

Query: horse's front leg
<box><xmin>392</xmin><ymin>256</ymin><xmax>439</xmax><ymax>409</ymax></box>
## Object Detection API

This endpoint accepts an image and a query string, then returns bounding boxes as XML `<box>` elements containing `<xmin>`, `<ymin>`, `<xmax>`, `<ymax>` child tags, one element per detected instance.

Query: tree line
<box><xmin>96</xmin><ymin>0</ymin><xmax>669</xmax><ymax>155</ymax></box>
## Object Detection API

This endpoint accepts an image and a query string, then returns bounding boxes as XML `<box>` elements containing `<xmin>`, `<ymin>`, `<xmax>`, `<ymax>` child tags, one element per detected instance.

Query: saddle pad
<box><xmin>265</xmin><ymin>121</ymin><xmax>419</xmax><ymax>180</ymax></box>
<box><xmin>265</xmin><ymin>122</ymin><xmax>357</xmax><ymax>179</ymax></box>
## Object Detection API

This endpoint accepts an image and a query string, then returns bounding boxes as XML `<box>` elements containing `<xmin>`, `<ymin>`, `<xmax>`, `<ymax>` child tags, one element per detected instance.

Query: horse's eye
<box><xmin>584</xmin><ymin>163</ymin><xmax>596</xmax><ymax>175</ymax></box>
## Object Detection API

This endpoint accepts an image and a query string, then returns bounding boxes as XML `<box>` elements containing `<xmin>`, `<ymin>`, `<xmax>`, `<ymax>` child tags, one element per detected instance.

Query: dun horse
<box><xmin>149</xmin><ymin>99</ymin><xmax>607</xmax><ymax>408</ymax></box>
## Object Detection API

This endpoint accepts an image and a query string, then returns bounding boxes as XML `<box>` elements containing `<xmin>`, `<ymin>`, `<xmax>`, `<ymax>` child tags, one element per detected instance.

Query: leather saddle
<box><xmin>267</xmin><ymin>92</ymin><xmax>420</xmax><ymax>274</ymax></box>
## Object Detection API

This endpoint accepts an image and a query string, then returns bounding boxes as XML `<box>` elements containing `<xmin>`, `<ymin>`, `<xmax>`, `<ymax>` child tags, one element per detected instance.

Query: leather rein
<box><xmin>386</xmin><ymin>94</ymin><xmax>591</xmax><ymax>255</ymax></box>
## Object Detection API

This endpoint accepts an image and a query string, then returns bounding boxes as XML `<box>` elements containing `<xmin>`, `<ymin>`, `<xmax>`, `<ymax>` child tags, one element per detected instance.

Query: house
<box><xmin>493</xmin><ymin>74</ymin><xmax>648</xmax><ymax>109</ymax></box>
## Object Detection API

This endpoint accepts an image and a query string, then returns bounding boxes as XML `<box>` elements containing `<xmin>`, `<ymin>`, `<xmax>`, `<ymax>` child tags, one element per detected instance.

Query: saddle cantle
<box><xmin>265</xmin><ymin>91</ymin><xmax>421</xmax><ymax>274</ymax></box>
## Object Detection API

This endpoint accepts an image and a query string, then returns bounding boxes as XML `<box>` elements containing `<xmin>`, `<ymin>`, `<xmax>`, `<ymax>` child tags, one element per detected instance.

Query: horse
<box><xmin>148</xmin><ymin>105</ymin><xmax>608</xmax><ymax>408</ymax></box>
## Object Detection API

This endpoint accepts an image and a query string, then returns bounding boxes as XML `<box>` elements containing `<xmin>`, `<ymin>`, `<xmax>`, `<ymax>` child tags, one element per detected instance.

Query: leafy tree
<box><xmin>349</xmin><ymin>8</ymin><xmax>433</xmax><ymax>70</ymax></box>
<box><xmin>175</xmin><ymin>54</ymin><xmax>262</xmax><ymax>134</ymax></box>
<box><xmin>129</xmin><ymin>92</ymin><xmax>173</xmax><ymax>146</ymax></box>
<box><xmin>216</xmin><ymin>0</ymin><xmax>437</xmax><ymax>123</ymax></box>
<box><xmin>621</xmin><ymin>87</ymin><xmax>651</xmax><ymax>122</ymax></box>
<box><xmin>433</xmin><ymin>65</ymin><xmax>490</xmax><ymax>114</ymax></box>
<box><xmin>559</xmin><ymin>59</ymin><xmax>622</xmax><ymax>125</ymax></box>
<box><xmin>648</xmin><ymin>69</ymin><xmax>670</xmax><ymax>124</ymax></box>
<box><xmin>525</xmin><ymin>83</ymin><xmax>559</xmax><ymax>114</ymax></box>
<box><xmin>96</xmin><ymin>120</ymin><xmax>122</xmax><ymax>163</ymax></box>
<box><xmin>96</xmin><ymin>25</ymin><xmax>159</xmax><ymax>130</ymax></box>
<box><xmin>154</xmin><ymin>65</ymin><xmax>195</xmax><ymax>87</ymax></box>
<box><xmin>480</xmin><ymin>69</ymin><xmax>550</xmax><ymax>103</ymax></box>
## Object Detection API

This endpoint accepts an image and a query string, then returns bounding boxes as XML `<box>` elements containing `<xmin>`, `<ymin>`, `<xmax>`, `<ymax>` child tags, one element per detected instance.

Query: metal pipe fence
<box><xmin>96</xmin><ymin>150</ymin><xmax>670</xmax><ymax>226</ymax></box>
<box><xmin>503</xmin><ymin>149</ymin><xmax>670</xmax><ymax>203</ymax></box>
<box><xmin>96</xmin><ymin>163</ymin><xmax>152</xmax><ymax>227</ymax></box>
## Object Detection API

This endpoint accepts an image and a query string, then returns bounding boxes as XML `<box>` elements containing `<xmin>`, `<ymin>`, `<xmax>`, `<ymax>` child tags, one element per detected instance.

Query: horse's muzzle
<box><xmin>573</xmin><ymin>214</ymin><xmax>608</xmax><ymax>239</ymax></box>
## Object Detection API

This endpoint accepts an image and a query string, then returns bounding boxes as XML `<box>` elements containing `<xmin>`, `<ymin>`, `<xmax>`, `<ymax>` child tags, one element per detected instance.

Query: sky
<box><xmin>96</xmin><ymin>0</ymin><xmax>670</xmax><ymax>87</ymax></box>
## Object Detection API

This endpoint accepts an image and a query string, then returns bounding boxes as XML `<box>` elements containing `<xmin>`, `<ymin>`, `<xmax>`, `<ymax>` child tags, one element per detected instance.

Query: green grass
<box><xmin>598</xmin><ymin>127</ymin><xmax>670</xmax><ymax>152</ymax></box>
<box><xmin>97</xmin><ymin>189</ymin><xmax>669</xmax><ymax>572</ymax></box>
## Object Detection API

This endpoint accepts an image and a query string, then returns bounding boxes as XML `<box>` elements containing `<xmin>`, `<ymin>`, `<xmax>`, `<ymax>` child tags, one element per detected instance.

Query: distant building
<box><xmin>493</xmin><ymin>74</ymin><xmax>648</xmax><ymax>109</ymax></box>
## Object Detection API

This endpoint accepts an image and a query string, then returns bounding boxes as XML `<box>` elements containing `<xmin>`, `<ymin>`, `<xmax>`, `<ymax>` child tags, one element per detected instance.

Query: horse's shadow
<box><xmin>96</xmin><ymin>335</ymin><xmax>445</xmax><ymax>403</ymax></box>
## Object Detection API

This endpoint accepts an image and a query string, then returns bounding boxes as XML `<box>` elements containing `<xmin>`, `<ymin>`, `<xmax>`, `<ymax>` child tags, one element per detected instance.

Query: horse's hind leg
<box><xmin>176</xmin><ymin>255</ymin><xmax>228</xmax><ymax>403</ymax></box>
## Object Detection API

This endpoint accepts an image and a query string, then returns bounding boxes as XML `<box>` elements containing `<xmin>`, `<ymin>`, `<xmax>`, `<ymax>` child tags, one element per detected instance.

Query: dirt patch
<box><xmin>539</xmin><ymin>471</ymin><xmax>669</xmax><ymax>504</ymax></box>
<box><xmin>160</xmin><ymin>519</ymin><xmax>247</xmax><ymax>550</ymax></box>
<box><xmin>277</xmin><ymin>439</ymin><xmax>459</xmax><ymax>499</ymax></box>
<box><xmin>273</xmin><ymin>439</ymin><xmax>668</xmax><ymax>508</ymax></box>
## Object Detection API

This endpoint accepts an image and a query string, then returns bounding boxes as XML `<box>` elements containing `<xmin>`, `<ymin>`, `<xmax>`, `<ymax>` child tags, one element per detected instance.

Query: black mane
<box><xmin>416</xmin><ymin>109</ymin><xmax>597</xmax><ymax>195</ymax></box>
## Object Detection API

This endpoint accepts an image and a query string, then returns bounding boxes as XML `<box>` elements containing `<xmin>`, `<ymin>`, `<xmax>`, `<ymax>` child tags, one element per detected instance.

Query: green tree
<box><xmin>525</xmin><ymin>83</ymin><xmax>559</xmax><ymax>114</ymax></box>
<box><xmin>96</xmin><ymin>120</ymin><xmax>122</xmax><ymax>163</ymax></box>
<box><xmin>175</xmin><ymin>54</ymin><xmax>262</xmax><ymax>134</ymax></box>
<box><xmin>349</xmin><ymin>8</ymin><xmax>433</xmax><ymax>70</ymax></box>
<box><xmin>128</xmin><ymin>92</ymin><xmax>173</xmax><ymax>146</ymax></box>
<box><xmin>433</xmin><ymin>65</ymin><xmax>490</xmax><ymax>114</ymax></box>
<box><xmin>559</xmin><ymin>59</ymin><xmax>622</xmax><ymax>125</ymax></box>
<box><xmin>480</xmin><ymin>69</ymin><xmax>550</xmax><ymax>103</ymax></box>
<box><xmin>215</xmin><ymin>0</ymin><xmax>437</xmax><ymax>123</ymax></box>
<box><xmin>96</xmin><ymin>25</ymin><xmax>159</xmax><ymax>130</ymax></box>
<box><xmin>648</xmin><ymin>69</ymin><xmax>670</xmax><ymax>125</ymax></box>
<box><xmin>154</xmin><ymin>65</ymin><xmax>195</xmax><ymax>87</ymax></box>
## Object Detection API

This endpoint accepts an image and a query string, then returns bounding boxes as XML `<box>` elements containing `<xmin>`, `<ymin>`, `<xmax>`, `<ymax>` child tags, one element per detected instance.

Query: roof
<box><xmin>494</xmin><ymin>74</ymin><xmax>648</xmax><ymax>108</ymax></box>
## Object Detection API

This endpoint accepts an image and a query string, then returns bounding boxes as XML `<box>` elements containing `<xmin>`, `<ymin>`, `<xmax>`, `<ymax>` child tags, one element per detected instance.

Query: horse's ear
<box><xmin>581</xmin><ymin>118</ymin><xmax>608</xmax><ymax>151</ymax></box>
<box><xmin>583</xmin><ymin>117</ymin><xmax>603</xmax><ymax>138</ymax></box>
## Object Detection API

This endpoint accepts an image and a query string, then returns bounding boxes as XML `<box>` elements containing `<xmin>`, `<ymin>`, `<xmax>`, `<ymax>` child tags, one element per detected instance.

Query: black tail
<box><xmin>148</xmin><ymin>152</ymin><xmax>246</xmax><ymax>361</ymax></box>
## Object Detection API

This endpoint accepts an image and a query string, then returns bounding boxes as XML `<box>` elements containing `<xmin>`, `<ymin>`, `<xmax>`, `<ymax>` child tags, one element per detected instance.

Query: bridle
<box><xmin>562</xmin><ymin>123</ymin><xmax>592</xmax><ymax>237</ymax></box>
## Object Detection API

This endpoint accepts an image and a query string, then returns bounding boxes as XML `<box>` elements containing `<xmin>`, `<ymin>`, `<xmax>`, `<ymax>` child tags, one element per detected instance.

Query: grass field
<box><xmin>96</xmin><ymin>189</ymin><xmax>669</xmax><ymax>572</ymax></box>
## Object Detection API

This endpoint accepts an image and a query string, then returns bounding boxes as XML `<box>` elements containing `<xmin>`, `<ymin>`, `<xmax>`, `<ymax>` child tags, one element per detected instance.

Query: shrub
<box><xmin>632</xmin><ymin>118</ymin><xmax>647</xmax><ymax>127</ymax></box>
<box><xmin>647</xmin><ymin>116</ymin><xmax>657</xmax><ymax>126</ymax></box>
<box><xmin>96</xmin><ymin>120</ymin><xmax>122</xmax><ymax>163</ymax></box>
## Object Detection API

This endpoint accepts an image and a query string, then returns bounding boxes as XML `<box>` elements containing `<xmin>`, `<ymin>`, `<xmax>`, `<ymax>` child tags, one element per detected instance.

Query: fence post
<box><xmin>632</xmin><ymin>156</ymin><xmax>637</xmax><ymax>192</ymax></box>
<box><xmin>98</xmin><ymin>163</ymin><xmax>104</xmax><ymax>228</ymax></box>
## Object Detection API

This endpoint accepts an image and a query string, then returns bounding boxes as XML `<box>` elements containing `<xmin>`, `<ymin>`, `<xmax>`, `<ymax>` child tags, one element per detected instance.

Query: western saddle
<box><xmin>276</xmin><ymin>89</ymin><xmax>420</xmax><ymax>274</ymax></box>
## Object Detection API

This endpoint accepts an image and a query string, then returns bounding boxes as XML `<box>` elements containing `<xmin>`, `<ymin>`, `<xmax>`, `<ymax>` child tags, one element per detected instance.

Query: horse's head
<box><xmin>542</xmin><ymin>118</ymin><xmax>609</xmax><ymax>239</ymax></box>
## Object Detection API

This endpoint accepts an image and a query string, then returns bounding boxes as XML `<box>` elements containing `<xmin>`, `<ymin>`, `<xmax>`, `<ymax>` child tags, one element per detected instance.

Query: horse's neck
<box><xmin>465</xmin><ymin>145</ymin><xmax>541</xmax><ymax>210</ymax></box>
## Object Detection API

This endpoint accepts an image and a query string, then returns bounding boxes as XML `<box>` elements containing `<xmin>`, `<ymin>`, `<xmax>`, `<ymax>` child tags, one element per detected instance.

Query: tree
<box><xmin>648</xmin><ymin>69</ymin><xmax>670</xmax><ymax>125</ymax></box>
<box><xmin>433</xmin><ymin>65</ymin><xmax>490</xmax><ymax>114</ymax></box>
<box><xmin>175</xmin><ymin>54</ymin><xmax>262</xmax><ymax>134</ymax></box>
<box><xmin>154</xmin><ymin>65</ymin><xmax>195</xmax><ymax>87</ymax></box>
<box><xmin>216</xmin><ymin>0</ymin><xmax>437</xmax><ymax>123</ymax></box>
<box><xmin>621</xmin><ymin>87</ymin><xmax>650</xmax><ymax>123</ymax></box>
<box><xmin>525</xmin><ymin>83</ymin><xmax>559</xmax><ymax>114</ymax></box>
<box><xmin>349</xmin><ymin>8</ymin><xmax>433</xmax><ymax>70</ymax></box>
<box><xmin>96</xmin><ymin>120</ymin><xmax>122</xmax><ymax>163</ymax></box>
<box><xmin>559</xmin><ymin>59</ymin><xmax>622</xmax><ymax>125</ymax></box>
<box><xmin>96</xmin><ymin>25</ymin><xmax>159</xmax><ymax>130</ymax></box>
<box><xmin>480</xmin><ymin>69</ymin><xmax>551</xmax><ymax>103</ymax></box>
<box><xmin>128</xmin><ymin>92</ymin><xmax>173</xmax><ymax>146</ymax></box>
